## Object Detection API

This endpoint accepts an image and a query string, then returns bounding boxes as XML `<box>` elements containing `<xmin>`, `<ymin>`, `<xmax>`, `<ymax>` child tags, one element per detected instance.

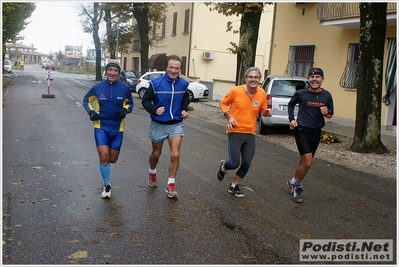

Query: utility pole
<box><xmin>115</xmin><ymin>18</ymin><xmax>120</xmax><ymax>61</ymax></box>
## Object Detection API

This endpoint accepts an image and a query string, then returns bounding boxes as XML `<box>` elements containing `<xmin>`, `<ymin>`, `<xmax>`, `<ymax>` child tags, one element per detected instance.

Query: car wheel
<box><xmin>138</xmin><ymin>88</ymin><xmax>146</xmax><ymax>99</ymax></box>
<box><xmin>187</xmin><ymin>90</ymin><xmax>194</xmax><ymax>102</ymax></box>
<box><xmin>259</xmin><ymin>117</ymin><xmax>269</xmax><ymax>135</ymax></box>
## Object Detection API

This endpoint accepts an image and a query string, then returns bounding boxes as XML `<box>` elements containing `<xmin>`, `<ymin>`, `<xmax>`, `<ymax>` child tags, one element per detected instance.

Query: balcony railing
<box><xmin>317</xmin><ymin>2</ymin><xmax>397</xmax><ymax>23</ymax></box>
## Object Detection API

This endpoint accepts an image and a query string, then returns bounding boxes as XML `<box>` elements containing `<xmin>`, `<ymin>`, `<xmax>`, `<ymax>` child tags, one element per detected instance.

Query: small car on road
<box><xmin>45</xmin><ymin>61</ymin><xmax>56</xmax><ymax>71</ymax></box>
<box><xmin>3</xmin><ymin>60</ymin><xmax>12</xmax><ymax>73</ymax></box>
<box><xmin>41</xmin><ymin>59</ymin><xmax>50</xmax><ymax>69</ymax></box>
<box><xmin>259</xmin><ymin>75</ymin><xmax>309</xmax><ymax>134</ymax></box>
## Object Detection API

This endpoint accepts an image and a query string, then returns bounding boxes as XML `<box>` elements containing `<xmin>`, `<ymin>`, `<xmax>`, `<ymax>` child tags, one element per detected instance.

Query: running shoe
<box><xmin>293</xmin><ymin>186</ymin><xmax>303</xmax><ymax>203</ymax></box>
<box><xmin>228</xmin><ymin>184</ymin><xmax>244</xmax><ymax>198</ymax></box>
<box><xmin>217</xmin><ymin>160</ymin><xmax>227</xmax><ymax>181</ymax></box>
<box><xmin>165</xmin><ymin>183</ymin><xmax>178</xmax><ymax>198</ymax></box>
<box><xmin>286</xmin><ymin>180</ymin><xmax>295</xmax><ymax>195</ymax></box>
<box><xmin>148</xmin><ymin>172</ymin><xmax>157</xmax><ymax>188</ymax></box>
<box><xmin>101</xmin><ymin>184</ymin><xmax>112</xmax><ymax>199</ymax></box>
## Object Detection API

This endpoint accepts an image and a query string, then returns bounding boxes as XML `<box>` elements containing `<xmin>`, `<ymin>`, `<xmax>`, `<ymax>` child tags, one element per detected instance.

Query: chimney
<box><xmin>31</xmin><ymin>44</ymin><xmax>34</xmax><ymax>47</ymax></box>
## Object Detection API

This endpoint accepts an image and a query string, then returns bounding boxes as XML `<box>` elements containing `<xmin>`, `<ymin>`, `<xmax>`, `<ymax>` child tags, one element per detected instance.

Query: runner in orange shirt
<box><xmin>217</xmin><ymin>67</ymin><xmax>272</xmax><ymax>197</ymax></box>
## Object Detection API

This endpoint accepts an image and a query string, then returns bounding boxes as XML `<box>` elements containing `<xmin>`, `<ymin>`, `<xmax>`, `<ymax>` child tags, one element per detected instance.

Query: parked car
<box><xmin>119</xmin><ymin>70</ymin><xmax>140</xmax><ymax>92</ymax></box>
<box><xmin>136</xmin><ymin>71</ymin><xmax>209</xmax><ymax>101</ymax></box>
<box><xmin>41</xmin><ymin>59</ymin><xmax>50</xmax><ymax>69</ymax></box>
<box><xmin>45</xmin><ymin>61</ymin><xmax>55</xmax><ymax>71</ymax></box>
<box><xmin>259</xmin><ymin>75</ymin><xmax>309</xmax><ymax>135</ymax></box>
<box><xmin>3</xmin><ymin>60</ymin><xmax>12</xmax><ymax>73</ymax></box>
<box><xmin>102</xmin><ymin>70</ymin><xmax>140</xmax><ymax>92</ymax></box>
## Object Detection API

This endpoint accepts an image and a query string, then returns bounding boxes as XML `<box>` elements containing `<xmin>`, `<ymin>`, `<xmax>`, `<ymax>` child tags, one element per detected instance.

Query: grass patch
<box><xmin>2</xmin><ymin>76</ymin><xmax>12</xmax><ymax>89</ymax></box>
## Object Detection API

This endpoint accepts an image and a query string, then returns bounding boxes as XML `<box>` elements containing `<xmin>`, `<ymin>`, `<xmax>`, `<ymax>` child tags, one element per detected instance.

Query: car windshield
<box><xmin>271</xmin><ymin>80</ymin><xmax>308</xmax><ymax>97</ymax></box>
<box><xmin>125</xmin><ymin>71</ymin><xmax>136</xmax><ymax>78</ymax></box>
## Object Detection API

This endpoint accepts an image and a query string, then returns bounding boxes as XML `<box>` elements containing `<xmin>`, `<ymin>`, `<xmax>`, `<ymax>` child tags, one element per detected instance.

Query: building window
<box><xmin>285</xmin><ymin>45</ymin><xmax>315</xmax><ymax>77</ymax></box>
<box><xmin>183</xmin><ymin>9</ymin><xmax>190</xmax><ymax>34</ymax></box>
<box><xmin>339</xmin><ymin>43</ymin><xmax>359</xmax><ymax>89</ymax></box>
<box><xmin>172</xmin><ymin>12</ymin><xmax>177</xmax><ymax>36</ymax></box>
<box><xmin>132</xmin><ymin>57</ymin><xmax>139</xmax><ymax>71</ymax></box>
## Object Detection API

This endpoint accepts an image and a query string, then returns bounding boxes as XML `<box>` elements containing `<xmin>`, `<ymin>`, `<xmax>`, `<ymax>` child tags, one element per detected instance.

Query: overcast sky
<box><xmin>18</xmin><ymin>2</ymin><xmax>98</xmax><ymax>55</ymax></box>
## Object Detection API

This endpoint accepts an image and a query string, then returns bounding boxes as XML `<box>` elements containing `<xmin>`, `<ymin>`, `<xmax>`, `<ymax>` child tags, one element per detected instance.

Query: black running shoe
<box><xmin>217</xmin><ymin>160</ymin><xmax>227</xmax><ymax>181</ymax></box>
<box><xmin>101</xmin><ymin>184</ymin><xmax>112</xmax><ymax>199</ymax></box>
<box><xmin>228</xmin><ymin>184</ymin><xmax>244</xmax><ymax>198</ymax></box>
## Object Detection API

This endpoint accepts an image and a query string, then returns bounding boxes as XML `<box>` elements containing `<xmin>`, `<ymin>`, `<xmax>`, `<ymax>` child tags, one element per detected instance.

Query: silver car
<box><xmin>3</xmin><ymin>60</ymin><xmax>12</xmax><ymax>73</ymax></box>
<box><xmin>259</xmin><ymin>75</ymin><xmax>309</xmax><ymax>134</ymax></box>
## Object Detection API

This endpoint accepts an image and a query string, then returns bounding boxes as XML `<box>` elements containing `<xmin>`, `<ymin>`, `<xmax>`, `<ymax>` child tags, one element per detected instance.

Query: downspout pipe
<box><xmin>268</xmin><ymin>2</ymin><xmax>277</xmax><ymax>75</ymax></box>
<box><xmin>187</xmin><ymin>2</ymin><xmax>194</xmax><ymax>77</ymax></box>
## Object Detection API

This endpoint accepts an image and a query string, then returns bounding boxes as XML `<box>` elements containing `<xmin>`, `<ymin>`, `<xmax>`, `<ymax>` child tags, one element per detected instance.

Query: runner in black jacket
<box><xmin>286</xmin><ymin>68</ymin><xmax>334</xmax><ymax>203</ymax></box>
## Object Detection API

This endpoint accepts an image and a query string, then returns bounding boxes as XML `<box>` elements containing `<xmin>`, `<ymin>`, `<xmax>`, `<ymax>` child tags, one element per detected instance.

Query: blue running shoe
<box><xmin>286</xmin><ymin>180</ymin><xmax>294</xmax><ymax>195</ymax></box>
<box><xmin>293</xmin><ymin>186</ymin><xmax>303</xmax><ymax>203</ymax></box>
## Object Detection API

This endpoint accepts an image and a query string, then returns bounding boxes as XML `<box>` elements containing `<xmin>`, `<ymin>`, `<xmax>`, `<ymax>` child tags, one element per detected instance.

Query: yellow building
<box><xmin>120</xmin><ymin>2</ymin><xmax>274</xmax><ymax>100</ymax></box>
<box><xmin>268</xmin><ymin>2</ymin><xmax>397</xmax><ymax>133</ymax></box>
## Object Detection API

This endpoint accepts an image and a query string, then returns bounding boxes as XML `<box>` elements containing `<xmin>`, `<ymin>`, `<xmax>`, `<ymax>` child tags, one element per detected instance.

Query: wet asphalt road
<box><xmin>2</xmin><ymin>65</ymin><xmax>396</xmax><ymax>265</ymax></box>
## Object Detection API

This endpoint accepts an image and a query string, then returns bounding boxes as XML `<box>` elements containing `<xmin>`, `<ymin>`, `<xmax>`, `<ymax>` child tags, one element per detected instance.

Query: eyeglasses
<box><xmin>247</xmin><ymin>76</ymin><xmax>260</xmax><ymax>79</ymax></box>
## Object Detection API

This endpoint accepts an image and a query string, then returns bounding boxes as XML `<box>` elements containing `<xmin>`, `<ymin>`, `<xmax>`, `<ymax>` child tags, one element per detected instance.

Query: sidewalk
<box><xmin>199</xmin><ymin>99</ymin><xmax>397</xmax><ymax>149</ymax></box>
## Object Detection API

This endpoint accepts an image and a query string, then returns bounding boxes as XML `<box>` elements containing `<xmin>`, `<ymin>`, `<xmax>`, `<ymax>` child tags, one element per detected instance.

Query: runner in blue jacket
<box><xmin>83</xmin><ymin>61</ymin><xmax>134</xmax><ymax>199</ymax></box>
<box><xmin>142</xmin><ymin>55</ymin><xmax>190</xmax><ymax>199</ymax></box>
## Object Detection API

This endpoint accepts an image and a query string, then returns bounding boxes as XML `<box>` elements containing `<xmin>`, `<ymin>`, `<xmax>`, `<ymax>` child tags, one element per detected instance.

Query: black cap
<box><xmin>105</xmin><ymin>61</ymin><xmax>121</xmax><ymax>73</ymax></box>
<box><xmin>308</xmin><ymin>69</ymin><xmax>324</xmax><ymax>78</ymax></box>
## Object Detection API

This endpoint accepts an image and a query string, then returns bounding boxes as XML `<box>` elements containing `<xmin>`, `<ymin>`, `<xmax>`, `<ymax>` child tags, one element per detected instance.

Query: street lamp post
<box><xmin>115</xmin><ymin>18</ymin><xmax>120</xmax><ymax>61</ymax></box>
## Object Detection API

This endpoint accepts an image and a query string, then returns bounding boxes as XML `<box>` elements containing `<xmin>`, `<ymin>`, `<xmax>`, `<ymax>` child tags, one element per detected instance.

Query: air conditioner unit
<box><xmin>203</xmin><ymin>51</ymin><xmax>215</xmax><ymax>60</ymax></box>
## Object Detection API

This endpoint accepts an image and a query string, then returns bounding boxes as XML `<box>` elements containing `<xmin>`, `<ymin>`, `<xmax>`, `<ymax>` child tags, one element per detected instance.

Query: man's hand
<box><xmin>155</xmin><ymin>106</ymin><xmax>165</xmax><ymax>116</ymax></box>
<box><xmin>227</xmin><ymin>116</ymin><xmax>237</xmax><ymax>130</ymax></box>
<box><xmin>89</xmin><ymin>110</ymin><xmax>101</xmax><ymax>121</ymax></box>
<box><xmin>116</xmin><ymin>108</ymin><xmax>127</xmax><ymax>119</ymax></box>
<box><xmin>289</xmin><ymin>120</ymin><xmax>298</xmax><ymax>130</ymax></box>
<box><xmin>262</xmin><ymin>108</ymin><xmax>273</xmax><ymax>117</ymax></box>
<box><xmin>181</xmin><ymin>110</ymin><xmax>189</xmax><ymax>119</ymax></box>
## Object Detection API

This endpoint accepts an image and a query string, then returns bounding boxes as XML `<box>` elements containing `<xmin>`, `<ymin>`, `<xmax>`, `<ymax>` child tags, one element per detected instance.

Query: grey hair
<box><xmin>244</xmin><ymin>67</ymin><xmax>262</xmax><ymax>78</ymax></box>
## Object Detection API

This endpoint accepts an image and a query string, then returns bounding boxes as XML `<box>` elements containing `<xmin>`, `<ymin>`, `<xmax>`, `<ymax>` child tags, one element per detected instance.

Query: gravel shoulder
<box><xmin>188</xmin><ymin>101</ymin><xmax>397</xmax><ymax>180</ymax></box>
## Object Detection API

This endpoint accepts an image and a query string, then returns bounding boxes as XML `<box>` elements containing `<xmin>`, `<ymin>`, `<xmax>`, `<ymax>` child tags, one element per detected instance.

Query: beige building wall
<box><xmin>123</xmin><ymin>2</ymin><xmax>274</xmax><ymax>99</ymax></box>
<box><xmin>269</xmin><ymin>2</ymin><xmax>396</xmax><ymax>129</ymax></box>
<box><xmin>188</xmin><ymin>3</ymin><xmax>274</xmax><ymax>98</ymax></box>
<box><xmin>151</xmin><ymin>3</ymin><xmax>191</xmax><ymax>58</ymax></box>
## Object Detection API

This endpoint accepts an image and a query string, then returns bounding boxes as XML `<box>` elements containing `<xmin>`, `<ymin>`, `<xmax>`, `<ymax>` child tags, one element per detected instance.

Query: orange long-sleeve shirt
<box><xmin>220</xmin><ymin>85</ymin><xmax>267</xmax><ymax>135</ymax></box>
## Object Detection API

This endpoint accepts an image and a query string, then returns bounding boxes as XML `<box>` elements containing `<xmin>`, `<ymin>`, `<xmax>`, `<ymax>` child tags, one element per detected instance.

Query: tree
<box><xmin>103</xmin><ymin>3</ymin><xmax>116</xmax><ymax>59</ymax></box>
<box><xmin>132</xmin><ymin>3</ymin><xmax>151</xmax><ymax>74</ymax></box>
<box><xmin>2</xmin><ymin>2</ymin><xmax>36</xmax><ymax>60</ymax></box>
<box><xmin>80</xmin><ymin>2</ymin><xmax>166</xmax><ymax>74</ymax></box>
<box><xmin>54</xmin><ymin>50</ymin><xmax>65</xmax><ymax>62</ymax></box>
<box><xmin>130</xmin><ymin>3</ymin><xmax>166</xmax><ymax>74</ymax></box>
<box><xmin>80</xmin><ymin>2</ymin><xmax>104</xmax><ymax>81</ymax></box>
<box><xmin>101</xmin><ymin>3</ymin><xmax>135</xmax><ymax>60</ymax></box>
<box><xmin>350</xmin><ymin>3</ymin><xmax>389</xmax><ymax>154</ymax></box>
<box><xmin>205</xmin><ymin>3</ymin><xmax>272</xmax><ymax>85</ymax></box>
